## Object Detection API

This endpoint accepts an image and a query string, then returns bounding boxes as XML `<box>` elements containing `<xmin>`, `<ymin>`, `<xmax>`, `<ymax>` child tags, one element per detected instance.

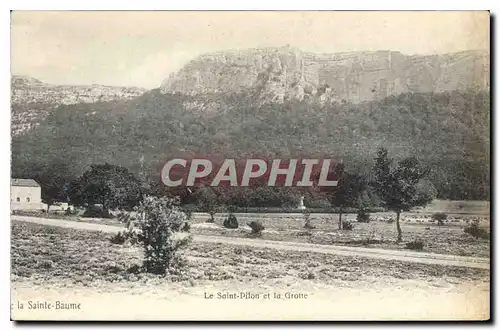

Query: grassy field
<box><xmin>189</xmin><ymin>214</ymin><xmax>490</xmax><ymax>258</ymax></box>
<box><xmin>11</xmin><ymin>221</ymin><xmax>489</xmax><ymax>286</ymax></box>
<box><xmin>10</xmin><ymin>221</ymin><xmax>491</xmax><ymax>320</ymax></box>
<box><xmin>414</xmin><ymin>200</ymin><xmax>490</xmax><ymax>215</ymax></box>
<box><xmin>12</xmin><ymin>207</ymin><xmax>490</xmax><ymax>258</ymax></box>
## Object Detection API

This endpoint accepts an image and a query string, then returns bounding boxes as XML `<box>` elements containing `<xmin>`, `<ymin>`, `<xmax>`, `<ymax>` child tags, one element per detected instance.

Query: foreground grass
<box><xmin>13</xmin><ymin>210</ymin><xmax>490</xmax><ymax>258</ymax></box>
<box><xmin>190</xmin><ymin>218</ymin><xmax>490</xmax><ymax>258</ymax></box>
<box><xmin>11</xmin><ymin>221</ymin><xmax>489</xmax><ymax>288</ymax></box>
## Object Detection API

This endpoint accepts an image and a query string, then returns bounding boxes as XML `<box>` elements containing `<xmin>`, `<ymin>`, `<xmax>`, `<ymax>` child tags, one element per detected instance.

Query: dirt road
<box><xmin>11</xmin><ymin>215</ymin><xmax>490</xmax><ymax>270</ymax></box>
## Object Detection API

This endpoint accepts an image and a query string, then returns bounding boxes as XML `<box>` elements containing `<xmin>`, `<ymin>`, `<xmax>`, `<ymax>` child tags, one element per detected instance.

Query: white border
<box><xmin>2</xmin><ymin>1</ymin><xmax>497</xmax><ymax>330</ymax></box>
<box><xmin>4</xmin><ymin>1</ymin><xmax>496</xmax><ymax>10</ymax></box>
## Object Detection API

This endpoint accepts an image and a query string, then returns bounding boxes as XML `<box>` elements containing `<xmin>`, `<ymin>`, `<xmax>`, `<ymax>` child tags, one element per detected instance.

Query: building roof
<box><xmin>11</xmin><ymin>178</ymin><xmax>40</xmax><ymax>187</ymax></box>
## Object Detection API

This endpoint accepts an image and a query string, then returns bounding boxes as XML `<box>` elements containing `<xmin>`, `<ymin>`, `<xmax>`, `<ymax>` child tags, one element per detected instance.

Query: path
<box><xmin>11</xmin><ymin>215</ymin><xmax>490</xmax><ymax>270</ymax></box>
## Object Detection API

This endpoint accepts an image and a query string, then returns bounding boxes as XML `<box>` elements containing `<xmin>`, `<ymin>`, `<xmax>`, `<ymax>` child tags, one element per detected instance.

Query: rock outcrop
<box><xmin>12</xmin><ymin>75</ymin><xmax>146</xmax><ymax>106</ymax></box>
<box><xmin>11</xmin><ymin>76</ymin><xmax>146</xmax><ymax>136</ymax></box>
<box><xmin>161</xmin><ymin>46</ymin><xmax>489</xmax><ymax>104</ymax></box>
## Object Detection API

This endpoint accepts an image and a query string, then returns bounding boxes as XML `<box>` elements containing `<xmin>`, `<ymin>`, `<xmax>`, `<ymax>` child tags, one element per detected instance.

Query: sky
<box><xmin>11</xmin><ymin>11</ymin><xmax>490</xmax><ymax>88</ymax></box>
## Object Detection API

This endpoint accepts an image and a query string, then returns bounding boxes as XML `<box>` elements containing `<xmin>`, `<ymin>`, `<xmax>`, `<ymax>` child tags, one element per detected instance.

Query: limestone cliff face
<box><xmin>11</xmin><ymin>76</ymin><xmax>146</xmax><ymax>136</ymax></box>
<box><xmin>12</xmin><ymin>75</ymin><xmax>146</xmax><ymax>106</ymax></box>
<box><xmin>160</xmin><ymin>47</ymin><xmax>489</xmax><ymax>104</ymax></box>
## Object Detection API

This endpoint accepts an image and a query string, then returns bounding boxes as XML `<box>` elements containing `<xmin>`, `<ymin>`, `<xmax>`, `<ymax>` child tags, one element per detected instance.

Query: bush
<box><xmin>82</xmin><ymin>206</ymin><xmax>113</xmax><ymax>218</ymax></box>
<box><xmin>223</xmin><ymin>213</ymin><xmax>239</xmax><ymax>229</ymax></box>
<box><xmin>117</xmin><ymin>211</ymin><xmax>137</xmax><ymax>229</ymax></box>
<box><xmin>181</xmin><ymin>222</ymin><xmax>191</xmax><ymax>232</ymax></box>
<box><xmin>342</xmin><ymin>220</ymin><xmax>354</xmax><ymax>231</ymax></box>
<box><xmin>432</xmin><ymin>212</ymin><xmax>448</xmax><ymax>226</ymax></box>
<box><xmin>64</xmin><ymin>207</ymin><xmax>76</xmax><ymax>216</ymax></box>
<box><xmin>110</xmin><ymin>229</ymin><xmax>141</xmax><ymax>245</ymax></box>
<box><xmin>302</xmin><ymin>210</ymin><xmax>316</xmax><ymax>229</ymax></box>
<box><xmin>356</xmin><ymin>208</ymin><xmax>370</xmax><ymax>223</ymax></box>
<box><xmin>405</xmin><ymin>240</ymin><xmax>424</xmax><ymax>250</ymax></box>
<box><xmin>248</xmin><ymin>221</ymin><xmax>264</xmax><ymax>235</ymax></box>
<box><xmin>137</xmin><ymin>196</ymin><xmax>192</xmax><ymax>275</ymax></box>
<box><xmin>304</xmin><ymin>220</ymin><xmax>316</xmax><ymax>230</ymax></box>
<box><xmin>110</xmin><ymin>231</ymin><xmax>127</xmax><ymax>245</ymax></box>
<box><xmin>37</xmin><ymin>259</ymin><xmax>55</xmax><ymax>269</ymax></box>
<box><xmin>464</xmin><ymin>222</ymin><xmax>488</xmax><ymax>239</ymax></box>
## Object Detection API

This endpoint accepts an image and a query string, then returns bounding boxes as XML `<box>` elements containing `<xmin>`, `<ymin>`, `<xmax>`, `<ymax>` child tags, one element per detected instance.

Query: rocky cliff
<box><xmin>11</xmin><ymin>75</ymin><xmax>146</xmax><ymax>136</ymax></box>
<box><xmin>160</xmin><ymin>47</ymin><xmax>490</xmax><ymax>104</ymax></box>
<box><xmin>12</xmin><ymin>48</ymin><xmax>489</xmax><ymax>136</ymax></box>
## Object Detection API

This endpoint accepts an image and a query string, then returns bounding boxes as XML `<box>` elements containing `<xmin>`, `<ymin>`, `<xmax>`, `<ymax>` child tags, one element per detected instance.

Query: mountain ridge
<box><xmin>161</xmin><ymin>48</ymin><xmax>489</xmax><ymax>105</ymax></box>
<box><xmin>11</xmin><ymin>75</ymin><xmax>147</xmax><ymax>136</ymax></box>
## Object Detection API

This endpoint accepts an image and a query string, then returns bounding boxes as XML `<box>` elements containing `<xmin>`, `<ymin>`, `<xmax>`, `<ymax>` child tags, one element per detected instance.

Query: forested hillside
<box><xmin>11</xmin><ymin>89</ymin><xmax>490</xmax><ymax>201</ymax></box>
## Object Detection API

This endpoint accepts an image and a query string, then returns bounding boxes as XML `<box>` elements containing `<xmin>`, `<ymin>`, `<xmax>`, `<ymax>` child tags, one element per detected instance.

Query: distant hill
<box><xmin>11</xmin><ymin>88</ymin><xmax>490</xmax><ymax>200</ymax></box>
<box><xmin>11</xmin><ymin>75</ymin><xmax>147</xmax><ymax>136</ymax></box>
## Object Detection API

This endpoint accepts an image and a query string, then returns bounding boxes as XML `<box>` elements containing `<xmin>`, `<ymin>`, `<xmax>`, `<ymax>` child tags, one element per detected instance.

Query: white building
<box><xmin>11</xmin><ymin>178</ymin><xmax>43</xmax><ymax>211</ymax></box>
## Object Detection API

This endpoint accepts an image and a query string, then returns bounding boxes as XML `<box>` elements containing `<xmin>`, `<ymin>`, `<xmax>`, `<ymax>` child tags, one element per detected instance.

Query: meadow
<box><xmin>11</xmin><ymin>221</ymin><xmax>489</xmax><ymax>287</ymax></box>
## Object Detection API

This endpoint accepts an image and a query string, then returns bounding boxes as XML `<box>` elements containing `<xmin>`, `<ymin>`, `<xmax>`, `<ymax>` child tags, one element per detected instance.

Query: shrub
<box><xmin>432</xmin><ymin>212</ymin><xmax>448</xmax><ymax>226</ymax></box>
<box><xmin>304</xmin><ymin>220</ymin><xmax>316</xmax><ymax>230</ymax></box>
<box><xmin>37</xmin><ymin>259</ymin><xmax>55</xmax><ymax>269</ymax></box>
<box><xmin>303</xmin><ymin>210</ymin><xmax>316</xmax><ymax>229</ymax></box>
<box><xmin>356</xmin><ymin>208</ymin><xmax>370</xmax><ymax>223</ymax></box>
<box><xmin>137</xmin><ymin>196</ymin><xmax>192</xmax><ymax>275</ymax></box>
<box><xmin>181</xmin><ymin>222</ymin><xmax>191</xmax><ymax>232</ymax></box>
<box><xmin>464</xmin><ymin>222</ymin><xmax>488</xmax><ymax>239</ymax></box>
<box><xmin>300</xmin><ymin>271</ymin><xmax>316</xmax><ymax>280</ymax></box>
<box><xmin>117</xmin><ymin>211</ymin><xmax>137</xmax><ymax>229</ymax></box>
<box><xmin>82</xmin><ymin>206</ymin><xmax>112</xmax><ymax>218</ymax></box>
<box><xmin>406</xmin><ymin>240</ymin><xmax>424</xmax><ymax>250</ymax></box>
<box><xmin>342</xmin><ymin>220</ymin><xmax>354</xmax><ymax>231</ymax></box>
<box><xmin>223</xmin><ymin>213</ymin><xmax>239</xmax><ymax>229</ymax></box>
<box><xmin>64</xmin><ymin>207</ymin><xmax>76</xmax><ymax>216</ymax></box>
<box><xmin>110</xmin><ymin>231</ymin><xmax>127</xmax><ymax>245</ymax></box>
<box><xmin>248</xmin><ymin>220</ymin><xmax>264</xmax><ymax>235</ymax></box>
<box><xmin>110</xmin><ymin>229</ymin><xmax>141</xmax><ymax>245</ymax></box>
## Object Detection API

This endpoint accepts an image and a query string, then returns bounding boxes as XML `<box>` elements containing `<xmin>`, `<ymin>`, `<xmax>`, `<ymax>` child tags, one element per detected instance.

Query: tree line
<box><xmin>16</xmin><ymin>148</ymin><xmax>434</xmax><ymax>242</ymax></box>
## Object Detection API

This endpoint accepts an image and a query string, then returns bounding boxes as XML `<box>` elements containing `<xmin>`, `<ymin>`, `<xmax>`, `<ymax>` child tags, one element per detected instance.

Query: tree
<box><xmin>372</xmin><ymin>148</ymin><xmax>435</xmax><ymax>242</ymax></box>
<box><xmin>69</xmin><ymin>163</ymin><xmax>143</xmax><ymax>216</ymax></box>
<box><xmin>40</xmin><ymin>179</ymin><xmax>71</xmax><ymax>212</ymax></box>
<box><xmin>195</xmin><ymin>186</ymin><xmax>220</xmax><ymax>222</ymax></box>
<box><xmin>34</xmin><ymin>162</ymin><xmax>75</xmax><ymax>212</ymax></box>
<box><xmin>327</xmin><ymin>164</ymin><xmax>367</xmax><ymax>230</ymax></box>
<box><xmin>136</xmin><ymin>196</ymin><xmax>192</xmax><ymax>274</ymax></box>
<box><xmin>432</xmin><ymin>212</ymin><xmax>448</xmax><ymax>226</ymax></box>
